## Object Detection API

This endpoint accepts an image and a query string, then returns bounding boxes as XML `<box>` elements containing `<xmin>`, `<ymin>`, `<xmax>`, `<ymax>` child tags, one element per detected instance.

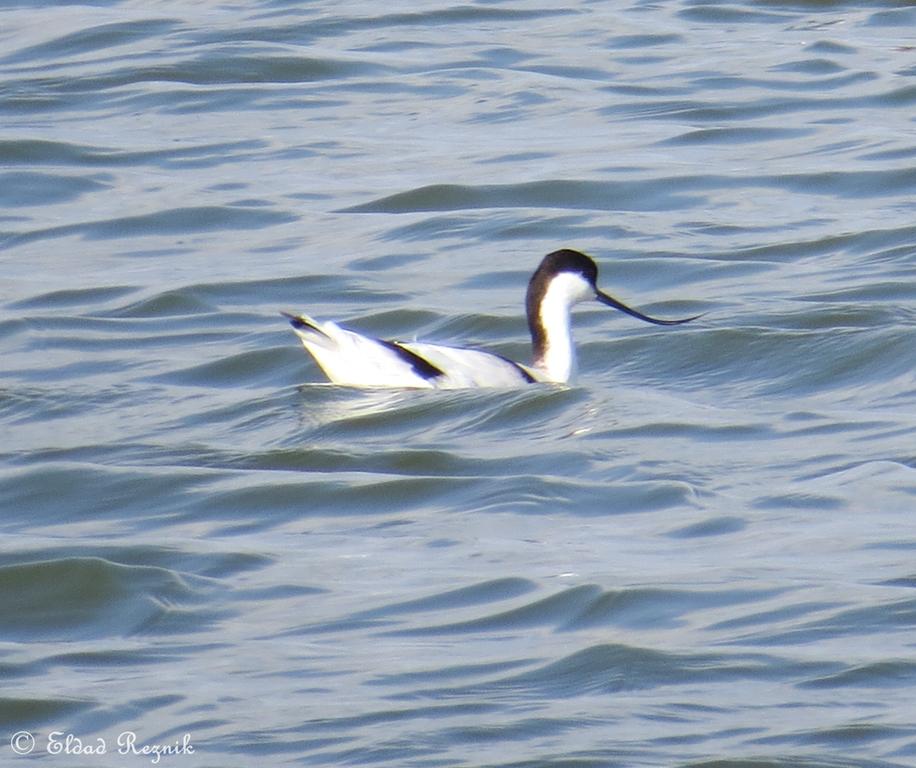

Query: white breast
<box><xmin>531</xmin><ymin>272</ymin><xmax>594</xmax><ymax>383</ymax></box>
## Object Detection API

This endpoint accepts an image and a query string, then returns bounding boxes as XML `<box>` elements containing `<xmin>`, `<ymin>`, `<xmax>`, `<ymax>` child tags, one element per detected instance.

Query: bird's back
<box><xmin>286</xmin><ymin>313</ymin><xmax>539</xmax><ymax>388</ymax></box>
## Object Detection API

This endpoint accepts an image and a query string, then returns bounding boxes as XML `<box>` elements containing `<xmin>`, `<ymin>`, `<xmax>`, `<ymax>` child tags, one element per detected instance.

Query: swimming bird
<box><xmin>283</xmin><ymin>248</ymin><xmax>699</xmax><ymax>388</ymax></box>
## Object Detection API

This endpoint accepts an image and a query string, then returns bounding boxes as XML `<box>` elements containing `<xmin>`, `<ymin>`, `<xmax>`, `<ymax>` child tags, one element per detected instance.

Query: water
<box><xmin>2</xmin><ymin>1</ymin><xmax>916</xmax><ymax>766</ymax></box>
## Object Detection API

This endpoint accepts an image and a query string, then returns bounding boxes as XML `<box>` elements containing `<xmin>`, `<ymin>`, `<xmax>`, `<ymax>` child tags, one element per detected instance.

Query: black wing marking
<box><xmin>380</xmin><ymin>339</ymin><xmax>445</xmax><ymax>380</ymax></box>
<box><xmin>283</xmin><ymin>311</ymin><xmax>446</xmax><ymax>381</ymax></box>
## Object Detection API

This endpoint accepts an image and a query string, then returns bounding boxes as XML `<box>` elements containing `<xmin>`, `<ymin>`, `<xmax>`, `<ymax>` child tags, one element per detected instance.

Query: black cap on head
<box><xmin>534</xmin><ymin>249</ymin><xmax>598</xmax><ymax>287</ymax></box>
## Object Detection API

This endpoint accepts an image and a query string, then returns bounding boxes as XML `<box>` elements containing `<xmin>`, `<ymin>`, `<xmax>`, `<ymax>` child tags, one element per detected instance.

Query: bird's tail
<box><xmin>280</xmin><ymin>311</ymin><xmax>330</xmax><ymax>339</ymax></box>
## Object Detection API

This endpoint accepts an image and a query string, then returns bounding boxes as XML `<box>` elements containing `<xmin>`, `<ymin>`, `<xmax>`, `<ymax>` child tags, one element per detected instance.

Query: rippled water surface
<box><xmin>3</xmin><ymin>1</ymin><xmax>916</xmax><ymax>766</ymax></box>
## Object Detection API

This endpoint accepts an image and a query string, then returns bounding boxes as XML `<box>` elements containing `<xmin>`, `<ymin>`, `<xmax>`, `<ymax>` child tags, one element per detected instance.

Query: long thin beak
<box><xmin>596</xmin><ymin>289</ymin><xmax>701</xmax><ymax>326</ymax></box>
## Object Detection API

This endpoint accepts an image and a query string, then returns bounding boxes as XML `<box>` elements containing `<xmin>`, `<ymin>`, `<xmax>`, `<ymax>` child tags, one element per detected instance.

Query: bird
<box><xmin>283</xmin><ymin>248</ymin><xmax>700</xmax><ymax>388</ymax></box>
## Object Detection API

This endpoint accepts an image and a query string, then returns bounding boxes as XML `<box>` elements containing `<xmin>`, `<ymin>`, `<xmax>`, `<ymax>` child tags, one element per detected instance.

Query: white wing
<box><xmin>285</xmin><ymin>313</ymin><xmax>437</xmax><ymax>388</ymax></box>
<box><xmin>284</xmin><ymin>312</ymin><xmax>542</xmax><ymax>389</ymax></box>
<box><xmin>400</xmin><ymin>342</ymin><xmax>541</xmax><ymax>388</ymax></box>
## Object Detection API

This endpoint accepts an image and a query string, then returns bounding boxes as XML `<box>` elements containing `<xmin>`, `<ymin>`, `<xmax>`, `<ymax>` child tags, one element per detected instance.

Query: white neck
<box><xmin>531</xmin><ymin>273</ymin><xmax>590</xmax><ymax>383</ymax></box>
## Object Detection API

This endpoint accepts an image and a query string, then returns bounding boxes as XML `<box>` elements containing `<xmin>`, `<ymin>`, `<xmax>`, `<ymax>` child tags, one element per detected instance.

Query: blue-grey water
<box><xmin>2</xmin><ymin>2</ymin><xmax>916</xmax><ymax>766</ymax></box>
